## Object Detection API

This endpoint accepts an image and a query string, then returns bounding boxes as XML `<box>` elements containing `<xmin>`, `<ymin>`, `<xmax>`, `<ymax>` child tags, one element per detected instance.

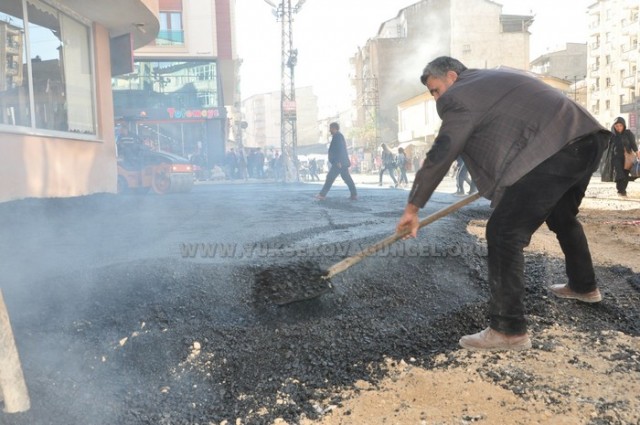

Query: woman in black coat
<box><xmin>600</xmin><ymin>116</ymin><xmax>638</xmax><ymax>196</ymax></box>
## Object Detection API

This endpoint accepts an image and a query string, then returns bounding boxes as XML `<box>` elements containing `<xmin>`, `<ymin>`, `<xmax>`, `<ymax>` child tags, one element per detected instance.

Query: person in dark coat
<box><xmin>255</xmin><ymin>148</ymin><xmax>265</xmax><ymax>178</ymax></box>
<box><xmin>308</xmin><ymin>158</ymin><xmax>320</xmax><ymax>181</ymax></box>
<box><xmin>396</xmin><ymin>56</ymin><xmax>610</xmax><ymax>351</ymax></box>
<box><xmin>454</xmin><ymin>156</ymin><xmax>476</xmax><ymax>195</ymax></box>
<box><xmin>379</xmin><ymin>143</ymin><xmax>398</xmax><ymax>187</ymax></box>
<box><xmin>315</xmin><ymin>122</ymin><xmax>357</xmax><ymax>200</ymax></box>
<box><xmin>397</xmin><ymin>147</ymin><xmax>409</xmax><ymax>187</ymax></box>
<box><xmin>600</xmin><ymin>116</ymin><xmax>638</xmax><ymax>196</ymax></box>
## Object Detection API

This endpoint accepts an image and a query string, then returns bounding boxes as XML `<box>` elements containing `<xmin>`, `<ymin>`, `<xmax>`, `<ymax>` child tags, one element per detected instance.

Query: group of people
<box><xmin>222</xmin><ymin>148</ymin><xmax>285</xmax><ymax>180</ymax></box>
<box><xmin>315</xmin><ymin>55</ymin><xmax>640</xmax><ymax>352</ymax></box>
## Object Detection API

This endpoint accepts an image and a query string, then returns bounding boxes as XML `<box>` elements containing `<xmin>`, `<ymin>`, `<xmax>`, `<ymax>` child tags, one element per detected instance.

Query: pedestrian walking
<box><xmin>397</xmin><ymin>147</ymin><xmax>409</xmax><ymax>187</ymax></box>
<box><xmin>308</xmin><ymin>158</ymin><xmax>320</xmax><ymax>181</ymax></box>
<box><xmin>315</xmin><ymin>122</ymin><xmax>357</xmax><ymax>200</ymax></box>
<box><xmin>600</xmin><ymin>116</ymin><xmax>638</xmax><ymax>196</ymax></box>
<box><xmin>379</xmin><ymin>143</ymin><xmax>398</xmax><ymax>187</ymax></box>
<box><xmin>255</xmin><ymin>148</ymin><xmax>265</xmax><ymax>178</ymax></box>
<box><xmin>224</xmin><ymin>148</ymin><xmax>237</xmax><ymax>180</ymax></box>
<box><xmin>454</xmin><ymin>156</ymin><xmax>476</xmax><ymax>195</ymax></box>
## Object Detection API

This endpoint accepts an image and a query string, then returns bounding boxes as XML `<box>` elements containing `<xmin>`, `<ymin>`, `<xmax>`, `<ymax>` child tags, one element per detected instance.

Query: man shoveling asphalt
<box><xmin>396</xmin><ymin>56</ymin><xmax>610</xmax><ymax>351</ymax></box>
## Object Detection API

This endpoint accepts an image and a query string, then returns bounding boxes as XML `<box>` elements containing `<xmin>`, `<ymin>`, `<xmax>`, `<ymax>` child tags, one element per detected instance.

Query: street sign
<box><xmin>282</xmin><ymin>100</ymin><xmax>296</xmax><ymax>112</ymax></box>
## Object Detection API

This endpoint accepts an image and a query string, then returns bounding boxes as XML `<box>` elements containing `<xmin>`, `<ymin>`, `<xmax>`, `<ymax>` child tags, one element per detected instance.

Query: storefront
<box><xmin>0</xmin><ymin>0</ymin><xmax>159</xmax><ymax>202</ymax></box>
<box><xmin>112</xmin><ymin>59</ymin><xmax>228</xmax><ymax>167</ymax></box>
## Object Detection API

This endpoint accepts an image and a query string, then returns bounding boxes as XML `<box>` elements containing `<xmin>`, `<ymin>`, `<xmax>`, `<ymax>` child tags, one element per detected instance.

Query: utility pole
<box><xmin>565</xmin><ymin>75</ymin><xmax>585</xmax><ymax>105</ymax></box>
<box><xmin>264</xmin><ymin>0</ymin><xmax>306</xmax><ymax>182</ymax></box>
<box><xmin>361</xmin><ymin>76</ymin><xmax>380</xmax><ymax>154</ymax></box>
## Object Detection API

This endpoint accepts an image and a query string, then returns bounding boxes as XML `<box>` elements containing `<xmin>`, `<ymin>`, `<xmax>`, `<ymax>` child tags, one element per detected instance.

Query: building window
<box><xmin>605</xmin><ymin>99</ymin><xmax>610</xmax><ymax>110</ymax></box>
<box><xmin>111</xmin><ymin>59</ymin><xmax>222</xmax><ymax>156</ymax></box>
<box><xmin>0</xmin><ymin>0</ymin><xmax>95</xmax><ymax>133</ymax></box>
<box><xmin>157</xmin><ymin>11</ymin><xmax>184</xmax><ymax>46</ymax></box>
<box><xmin>113</xmin><ymin>60</ymin><xmax>220</xmax><ymax>109</ymax></box>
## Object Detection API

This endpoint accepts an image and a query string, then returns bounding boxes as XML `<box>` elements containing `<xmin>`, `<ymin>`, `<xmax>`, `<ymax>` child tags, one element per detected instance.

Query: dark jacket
<box><xmin>382</xmin><ymin>149</ymin><xmax>396</xmax><ymax>167</ymax></box>
<box><xmin>409</xmin><ymin>68</ymin><xmax>609</xmax><ymax>208</ymax></box>
<box><xmin>328</xmin><ymin>131</ymin><xmax>351</xmax><ymax>167</ymax></box>
<box><xmin>600</xmin><ymin>116</ymin><xmax>638</xmax><ymax>182</ymax></box>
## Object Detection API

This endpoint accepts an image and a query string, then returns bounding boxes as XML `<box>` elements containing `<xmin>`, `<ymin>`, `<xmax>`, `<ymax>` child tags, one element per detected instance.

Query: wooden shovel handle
<box><xmin>325</xmin><ymin>193</ymin><xmax>481</xmax><ymax>279</ymax></box>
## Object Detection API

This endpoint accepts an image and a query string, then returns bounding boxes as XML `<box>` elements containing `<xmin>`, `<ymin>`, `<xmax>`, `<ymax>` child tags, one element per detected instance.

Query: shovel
<box><xmin>256</xmin><ymin>193</ymin><xmax>482</xmax><ymax>305</ymax></box>
<box><xmin>325</xmin><ymin>192</ymin><xmax>481</xmax><ymax>280</ymax></box>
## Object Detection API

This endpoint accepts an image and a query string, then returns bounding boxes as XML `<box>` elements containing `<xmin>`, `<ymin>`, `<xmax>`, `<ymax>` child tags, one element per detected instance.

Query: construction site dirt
<box><xmin>0</xmin><ymin>176</ymin><xmax>638</xmax><ymax>425</ymax></box>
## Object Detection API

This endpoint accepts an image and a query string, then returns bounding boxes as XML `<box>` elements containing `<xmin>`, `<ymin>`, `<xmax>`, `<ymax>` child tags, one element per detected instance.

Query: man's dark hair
<box><xmin>329</xmin><ymin>122</ymin><xmax>340</xmax><ymax>130</ymax></box>
<box><xmin>420</xmin><ymin>56</ymin><xmax>468</xmax><ymax>85</ymax></box>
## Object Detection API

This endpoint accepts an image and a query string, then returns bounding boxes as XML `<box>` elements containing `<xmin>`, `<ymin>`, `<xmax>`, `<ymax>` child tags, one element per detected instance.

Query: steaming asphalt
<box><xmin>0</xmin><ymin>175</ymin><xmax>493</xmax><ymax>424</ymax></box>
<box><xmin>1</xmin><ymin>175</ymin><xmax>487</xmax><ymax>308</ymax></box>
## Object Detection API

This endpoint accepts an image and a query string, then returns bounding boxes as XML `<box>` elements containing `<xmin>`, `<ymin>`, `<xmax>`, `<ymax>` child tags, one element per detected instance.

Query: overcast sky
<box><xmin>235</xmin><ymin>0</ymin><xmax>593</xmax><ymax>115</ymax></box>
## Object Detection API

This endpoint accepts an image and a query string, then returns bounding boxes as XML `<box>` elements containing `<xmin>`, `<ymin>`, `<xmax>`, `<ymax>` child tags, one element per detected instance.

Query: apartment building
<box><xmin>588</xmin><ymin>0</ymin><xmax>640</xmax><ymax>131</ymax></box>
<box><xmin>531</xmin><ymin>43</ymin><xmax>588</xmax><ymax>80</ymax></box>
<box><xmin>111</xmin><ymin>0</ymin><xmax>239</xmax><ymax>167</ymax></box>
<box><xmin>351</xmin><ymin>0</ymin><xmax>533</xmax><ymax>151</ymax></box>
<box><xmin>530</xmin><ymin>43</ymin><xmax>588</xmax><ymax>107</ymax></box>
<box><xmin>242</xmin><ymin>86</ymin><xmax>319</xmax><ymax>150</ymax></box>
<box><xmin>0</xmin><ymin>0</ymin><xmax>159</xmax><ymax>202</ymax></box>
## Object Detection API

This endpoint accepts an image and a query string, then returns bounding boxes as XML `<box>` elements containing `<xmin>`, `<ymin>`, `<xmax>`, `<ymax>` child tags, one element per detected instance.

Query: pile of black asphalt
<box><xmin>0</xmin><ymin>185</ymin><xmax>638</xmax><ymax>425</ymax></box>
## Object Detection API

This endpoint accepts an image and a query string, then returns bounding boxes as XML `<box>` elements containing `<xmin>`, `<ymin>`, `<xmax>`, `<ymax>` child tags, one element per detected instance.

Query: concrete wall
<box><xmin>136</xmin><ymin>0</ymin><xmax>215</xmax><ymax>58</ymax></box>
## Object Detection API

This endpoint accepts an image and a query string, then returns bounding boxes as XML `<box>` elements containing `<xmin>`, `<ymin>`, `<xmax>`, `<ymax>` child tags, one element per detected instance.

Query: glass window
<box><xmin>27</xmin><ymin>0</ymin><xmax>94</xmax><ymax>133</ymax></box>
<box><xmin>113</xmin><ymin>60</ymin><xmax>220</xmax><ymax>110</ymax></box>
<box><xmin>0</xmin><ymin>5</ymin><xmax>30</xmax><ymax>126</ymax></box>
<box><xmin>157</xmin><ymin>11</ymin><xmax>183</xmax><ymax>46</ymax></box>
<box><xmin>169</xmin><ymin>13</ymin><xmax>182</xmax><ymax>32</ymax></box>
<box><xmin>112</xmin><ymin>60</ymin><xmax>221</xmax><ymax>160</ymax></box>
<box><xmin>0</xmin><ymin>0</ymin><xmax>95</xmax><ymax>134</ymax></box>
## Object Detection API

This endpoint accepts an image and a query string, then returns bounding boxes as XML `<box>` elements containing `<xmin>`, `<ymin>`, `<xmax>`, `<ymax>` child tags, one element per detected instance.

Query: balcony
<box><xmin>621</xmin><ymin>46</ymin><xmax>638</xmax><ymax>61</ymax></box>
<box><xmin>155</xmin><ymin>30</ymin><xmax>185</xmax><ymax>46</ymax></box>
<box><xmin>5</xmin><ymin>41</ymin><xmax>21</xmax><ymax>54</ymax></box>
<box><xmin>623</xmin><ymin>76</ymin><xmax>636</xmax><ymax>88</ymax></box>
